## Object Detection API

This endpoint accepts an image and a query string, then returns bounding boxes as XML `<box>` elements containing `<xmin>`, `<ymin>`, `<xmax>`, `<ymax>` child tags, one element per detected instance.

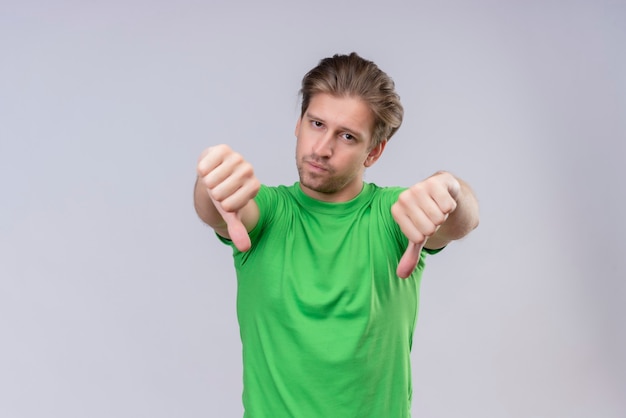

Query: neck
<box><xmin>299</xmin><ymin>180</ymin><xmax>364</xmax><ymax>203</ymax></box>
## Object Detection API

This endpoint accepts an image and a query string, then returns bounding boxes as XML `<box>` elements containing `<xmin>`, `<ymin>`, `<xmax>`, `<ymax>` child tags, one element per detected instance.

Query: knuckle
<box><xmin>228</xmin><ymin>152</ymin><xmax>244</xmax><ymax>165</ymax></box>
<box><xmin>202</xmin><ymin>175</ymin><xmax>215</xmax><ymax>189</ymax></box>
<box><xmin>391</xmin><ymin>203</ymin><xmax>401</xmax><ymax>218</ymax></box>
<box><xmin>397</xmin><ymin>192</ymin><xmax>411</xmax><ymax>206</ymax></box>
<box><xmin>197</xmin><ymin>149</ymin><xmax>210</xmax><ymax>167</ymax></box>
<box><xmin>412</xmin><ymin>231</ymin><xmax>426</xmax><ymax>244</ymax></box>
<box><xmin>433</xmin><ymin>211</ymin><xmax>447</xmax><ymax>225</ymax></box>
<box><xmin>214</xmin><ymin>144</ymin><xmax>231</xmax><ymax>154</ymax></box>
<box><xmin>442</xmin><ymin>199</ymin><xmax>457</xmax><ymax>214</ymax></box>
<box><xmin>221</xmin><ymin>200</ymin><xmax>237</xmax><ymax>213</ymax></box>
<box><xmin>241</xmin><ymin>162</ymin><xmax>254</xmax><ymax>177</ymax></box>
<box><xmin>209</xmin><ymin>187</ymin><xmax>224</xmax><ymax>201</ymax></box>
<box><xmin>423</xmin><ymin>223</ymin><xmax>437</xmax><ymax>236</ymax></box>
<box><xmin>197</xmin><ymin>159</ymin><xmax>210</xmax><ymax>177</ymax></box>
<box><xmin>251</xmin><ymin>178</ymin><xmax>261</xmax><ymax>193</ymax></box>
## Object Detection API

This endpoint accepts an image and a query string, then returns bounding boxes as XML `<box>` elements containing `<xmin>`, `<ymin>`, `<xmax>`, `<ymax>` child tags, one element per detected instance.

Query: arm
<box><xmin>195</xmin><ymin>144</ymin><xmax>261</xmax><ymax>251</ymax></box>
<box><xmin>391</xmin><ymin>171</ymin><xmax>479</xmax><ymax>278</ymax></box>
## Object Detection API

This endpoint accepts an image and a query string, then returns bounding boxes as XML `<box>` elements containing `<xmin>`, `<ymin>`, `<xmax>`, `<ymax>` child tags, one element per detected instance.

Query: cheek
<box><xmin>295</xmin><ymin>136</ymin><xmax>304</xmax><ymax>155</ymax></box>
<box><xmin>356</xmin><ymin>150</ymin><xmax>371</xmax><ymax>166</ymax></box>
<box><xmin>296</xmin><ymin>132</ymin><xmax>315</xmax><ymax>152</ymax></box>
<box><xmin>343</xmin><ymin>153</ymin><xmax>368</xmax><ymax>172</ymax></box>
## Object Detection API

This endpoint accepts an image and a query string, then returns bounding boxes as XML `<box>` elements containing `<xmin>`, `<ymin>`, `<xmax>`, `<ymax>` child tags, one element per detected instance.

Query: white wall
<box><xmin>1</xmin><ymin>0</ymin><xmax>624</xmax><ymax>417</ymax></box>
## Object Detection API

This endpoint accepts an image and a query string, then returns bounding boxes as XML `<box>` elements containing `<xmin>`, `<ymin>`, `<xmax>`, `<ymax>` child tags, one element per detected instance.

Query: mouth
<box><xmin>305</xmin><ymin>160</ymin><xmax>330</xmax><ymax>173</ymax></box>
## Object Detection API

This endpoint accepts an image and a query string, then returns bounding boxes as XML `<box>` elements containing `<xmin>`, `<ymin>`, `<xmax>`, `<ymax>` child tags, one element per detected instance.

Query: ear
<box><xmin>364</xmin><ymin>140</ymin><xmax>387</xmax><ymax>167</ymax></box>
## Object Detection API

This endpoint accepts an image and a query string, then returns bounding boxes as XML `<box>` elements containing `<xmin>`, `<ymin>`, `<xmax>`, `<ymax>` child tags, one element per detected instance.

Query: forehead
<box><xmin>305</xmin><ymin>93</ymin><xmax>375</xmax><ymax>139</ymax></box>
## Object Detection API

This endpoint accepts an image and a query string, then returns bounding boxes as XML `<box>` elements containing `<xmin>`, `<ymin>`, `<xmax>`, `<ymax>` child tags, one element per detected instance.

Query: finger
<box><xmin>210</xmin><ymin>194</ymin><xmax>251</xmax><ymax>252</ymax></box>
<box><xmin>197</xmin><ymin>146</ymin><xmax>226</xmax><ymax>177</ymax></box>
<box><xmin>430</xmin><ymin>185</ymin><xmax>458</xmax><ymax>215</ymax></box>
<box><xmin>392</xmin><ymin>203</ymin><xmax>431</xmax><ymax>244</ymax></box>
<box><xmin>431</xmin><ymin>172</ymin><xmax>461</xmax><ymax>207</ymax></box>
<box><xmin>200</xmin><ymin>154</ymin><xmax>245</xmax><ymax>190</ymax></box>
<box><xmin>397</xmin><ymin>241</ymin><xmax>424</xmax><ymax>279</ymax></box>
<box><xmin>208</xmin><ymin>161</ymin><xmax>256</xmax><ymax>207</ymax></box>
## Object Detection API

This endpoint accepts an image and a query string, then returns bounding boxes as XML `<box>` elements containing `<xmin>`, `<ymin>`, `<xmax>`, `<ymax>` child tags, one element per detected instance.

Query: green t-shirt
<box><xmin>219</xmin><ymin>182</ymin><xmax>438</xmax><ymax>418</ymax></box>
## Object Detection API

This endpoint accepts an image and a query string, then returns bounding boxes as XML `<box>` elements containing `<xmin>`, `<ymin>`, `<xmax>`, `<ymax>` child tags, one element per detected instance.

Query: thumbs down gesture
<box><xmin>196</xmin><ymin>145</ymin><xmax>260</xmax><ymax>252</ymax></box>
<box><xmin>391</xmin><ymin>172</ymin><xmax>461</xmax><ymax>278</ymax></box>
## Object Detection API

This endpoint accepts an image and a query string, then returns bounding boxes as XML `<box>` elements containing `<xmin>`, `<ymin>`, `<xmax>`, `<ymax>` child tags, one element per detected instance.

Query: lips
<box><xmin>305</xmin><ymin>160</ymin><xmax>330</xmax><ymax>172</ymax></box>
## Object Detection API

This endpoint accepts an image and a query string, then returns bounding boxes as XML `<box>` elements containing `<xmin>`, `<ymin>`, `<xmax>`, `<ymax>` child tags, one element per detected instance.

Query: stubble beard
<box><xmin>296</xmin><ymin>156</ymin><xmax>348</xmax><ymax>195</ymax></box>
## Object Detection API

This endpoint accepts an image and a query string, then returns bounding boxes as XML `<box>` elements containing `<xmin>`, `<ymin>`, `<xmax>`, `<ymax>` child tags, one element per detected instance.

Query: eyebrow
<box><xmin>305</xmin><ymin>111</ymin><xmax>366</xmax><ymax>140</ymax></box>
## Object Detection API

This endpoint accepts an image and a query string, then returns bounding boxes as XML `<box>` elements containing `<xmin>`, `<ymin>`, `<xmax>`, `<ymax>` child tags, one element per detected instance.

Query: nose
<box><xmin>312</xmin><ymin>132</ymin><xmax>333</xmax><ymax>157</ymax></box>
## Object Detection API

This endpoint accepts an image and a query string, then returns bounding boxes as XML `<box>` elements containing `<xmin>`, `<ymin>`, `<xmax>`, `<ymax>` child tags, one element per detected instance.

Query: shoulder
<box><xmin>256</xmin><ymin>183</ymin><xmax>298</xmax><ymax>204</ymax></box>
<box><xmin>253</xmin><ymin>183</ymin><xmax>300</xmax><ymax>223</ymax></box>
<box><xmin>366</xmin><ymin>183</ymin><xmax>406</xmax><ymax>205</ymax></box>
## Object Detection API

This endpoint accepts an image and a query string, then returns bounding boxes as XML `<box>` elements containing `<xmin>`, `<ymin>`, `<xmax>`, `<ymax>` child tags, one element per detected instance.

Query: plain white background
<box><xmin>1</xmin><ymin>0</ymin><xmax>624</xmax><ymax>417</ymax></box>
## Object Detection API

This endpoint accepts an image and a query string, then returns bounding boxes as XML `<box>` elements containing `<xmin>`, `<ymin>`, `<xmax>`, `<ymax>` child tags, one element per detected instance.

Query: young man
<box><xmin>194</xmin><ymin>53</ymin><xmax>479</xmax><ymax>418</ymax></box>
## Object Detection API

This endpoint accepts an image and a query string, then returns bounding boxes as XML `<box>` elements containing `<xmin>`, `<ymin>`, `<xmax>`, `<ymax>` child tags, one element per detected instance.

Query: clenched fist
<box><xmin>196</xmin><ymin>144</ymin><xmax>260</xmax><ymax>252</ymax></box>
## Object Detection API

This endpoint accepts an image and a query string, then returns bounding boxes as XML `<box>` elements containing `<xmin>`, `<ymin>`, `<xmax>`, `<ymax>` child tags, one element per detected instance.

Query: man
<box><xmin>194</xmin><ymin>52</ymin><xmax>479</xmax><ymax>418</ymax></box>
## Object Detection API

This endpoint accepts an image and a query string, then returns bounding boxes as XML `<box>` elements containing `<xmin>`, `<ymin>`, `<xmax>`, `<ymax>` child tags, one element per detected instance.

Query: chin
<box><xmin>302</xmin><ymin>178</ymin><xmax>342</xmax><ymax>195</ymax></box>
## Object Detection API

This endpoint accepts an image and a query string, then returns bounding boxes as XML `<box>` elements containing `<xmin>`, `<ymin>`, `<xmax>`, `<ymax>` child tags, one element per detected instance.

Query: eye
<box><xmin>342</xmin><ymin>133</ymin><xmax>356</xmax><ymax>142</ymax></box>
<box><xmin>311</xmin><ymin>120</ymin><xmax>323</xmax><ymax>128</ymax></box>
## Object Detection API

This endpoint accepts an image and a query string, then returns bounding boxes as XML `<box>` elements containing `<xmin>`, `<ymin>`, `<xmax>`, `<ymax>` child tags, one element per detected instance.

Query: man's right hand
<box><xmin>196</xmin><ymin>145</ymin><xmax>261</xmax><ymax>252</ymax></box>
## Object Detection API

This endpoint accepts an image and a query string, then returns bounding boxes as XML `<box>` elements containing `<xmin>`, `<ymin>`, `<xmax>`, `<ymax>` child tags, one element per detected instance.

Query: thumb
<box><xmin>210</xmin><ymin>194</ymin><xmax>251</xmax><ymax>252</ymax></box>
<box><xmin>221</xmin><ymin>211</ymin><xmax>251</xmax><ymax>252</ymax></box>
<box><xmin>396</xmin><ymin>241</ymin><xmax>424</xmax><ymax>279</ymax></box>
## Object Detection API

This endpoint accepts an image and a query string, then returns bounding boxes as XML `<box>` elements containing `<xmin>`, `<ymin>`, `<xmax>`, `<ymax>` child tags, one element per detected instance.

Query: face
<box><xmin>295</xmin><ymin>93</ymin><xmax>386</xmax><ymax>202</ymax></box>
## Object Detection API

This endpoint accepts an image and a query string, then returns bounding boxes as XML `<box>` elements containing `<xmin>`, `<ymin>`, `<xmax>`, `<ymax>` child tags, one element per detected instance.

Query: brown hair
<box><xmin>299</xmin><ymin>52</ymin><xmax>404</xmax><ymax>148</ymax></box>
